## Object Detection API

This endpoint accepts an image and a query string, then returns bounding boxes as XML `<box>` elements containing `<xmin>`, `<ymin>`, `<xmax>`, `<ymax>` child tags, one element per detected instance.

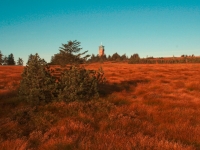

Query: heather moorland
<box><xmin>0</xmin><ymin>62</ymin><xmax>200</xmax><ymax>150</ymax></box>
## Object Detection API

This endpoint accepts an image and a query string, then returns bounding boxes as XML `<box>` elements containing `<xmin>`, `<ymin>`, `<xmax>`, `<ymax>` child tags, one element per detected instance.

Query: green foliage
<box><xmin>88</xmin><ymin>52</ymin><xmax>122</xmax><ymax>63</ymax></box>
<box><xmin>57</xmin><ymin>66</ymin><xmax>106</xmax><ymax>102</ymax></box>
<box><xmin>1</xmin><ymin>53</ymin><xmax>16</xmax><ymax>65</ymax></box>
<box><xmin>19</xmin><ymin>52</ymin><xmax>106</xmax><ymax>105</ymax></box>
<box><xmin>121</xmin><ymin>54</ymin><xmax>128</xmax><ymax>61</ymax></box>
<box><xmin>7</xmin><ymin>53</ymin><xmax>16</xmax><ymax>65</ymax></box>
<box><xmin>128</xmin><ymin>53</ymin><xmax>140</xmax><ymax>64</ymax></box>
<box><xmin>87</xmin><ymin>53</ymin><xmax>128</xmax><ymax>63</ymax></box>
<box><xmin>88</xmin><ymin>54</ymin><xmax>101</xmax><ymax>63</ymax></box>
<box><xmin>111</xmin><ymin>52</ymin><xmax>121</xmax><ymax>61</ymax></box>
<box><xmin>88</xmin><ymin>54</ymin><xmax>108</xmax><ymax>63</ymax></box>
<box><xmin>17</xmin><ymin>57</ymin><xmax>23</xmax><ymax>66</ymax></box>
<box><xmin>18</xmin><ymin>53</ymin><xmax>56</xmax><ymax>105</ymax></box>
<box><xmin>0</xmin><ymin>50</ymin><xmax>3</xmax><ymax>65</ymax></box>
<box><xmin>3</xmin><ymin>55</ymin><xmax>8</xmax><ymax>65</ymax></box>
<box><xmin>107</xmin><ymin>55</ymin><xmax>112</xmax><ymax>61</ymax></box>
<box><xmin>128</xmin><ymin>53</ymin><xmax>200</xmax><ymax>64</ymax></box>
<box><xmin>51</xmin><ymin>40</ymin><xmax>90</xmax><ymax>66</ymax></box>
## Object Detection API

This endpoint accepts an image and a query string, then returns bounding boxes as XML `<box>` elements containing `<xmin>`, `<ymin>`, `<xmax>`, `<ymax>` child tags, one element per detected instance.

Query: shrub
<box><xmin>18</xmin><ymin>53</ymin><xmax>106</xmax><ymax>105</ymax></box>
<box><xmin>57</xmin><ymin>66</ymin><xmax>106</xmax><ymax>102</ymax></box>
<box><xmin>128</xmin><ymin>53</ymin><xmax>140</xmax><ymax>64</ymax></box>
<box><xmin>18</xmin><ymin>54</ymin><xmax>56</xmax><ymax>105</ymax></box>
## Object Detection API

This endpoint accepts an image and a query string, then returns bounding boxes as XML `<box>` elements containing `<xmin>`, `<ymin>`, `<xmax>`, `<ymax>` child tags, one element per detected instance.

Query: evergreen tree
<box><xmin>3</xmin><ymin>56</ymin><xmax>8</xmax><ymax>65</ymax></box>
<box><xmin>7</xmin><ymin>53</ymin><xmax>15</xmax><ymax>65</ymax></box>
<box><xmin>88</xmin><ymin>54</ymin><xmax>98</xmax><ymax>63</ymax></box>
<box><xmin>90</xmin><ymin>54</ymin><xmax>96</xmax><ymax>62</ymax></box>
<box><xmin>19</xmin><ymin>53</ymin><xmax>56</xmax><ymax>105</ymax></box>
<box><xmin>121</xmin><ymin>54</ymin><xmax>128</xmax><ymax>61</ymax></box>
<box><xmin>0</xmin><ymin>51</ymin><xmax>3</xmax><ymax>65</ymax></box>
<box><xmin>52</xmin><ymin>40</ymin><xmax>90</xmax><ymax>66</ymax></box>
<box><xmin>128</xmin><ymin>53</ymin><xmax>140</xmax><ymax>64</ymax></box>
<box><xmin>107</xmin><ymin>55</ymin><xmax>111</xmax><ymax>61</ymax></box>
<box><xmin>17</xmin><ymin>57</ymin><xmax>23</xmax><ymax>66</ymax></box>
<box><xmin>101</xmin><ymin>54</ymin><xmax>107</xmax><ymax>60</ymax></box>
<box><xmin>111</xmin><ymin>52</ymin><xmax>121</xmax><ymax>61</ymax></box>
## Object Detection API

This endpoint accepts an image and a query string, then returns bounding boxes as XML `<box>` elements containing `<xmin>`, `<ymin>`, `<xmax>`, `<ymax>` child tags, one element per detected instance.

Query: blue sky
<box><xmin>0</xmin><ymin>0</ymin><xmax>200</xmax><ymax>64</ymax></box>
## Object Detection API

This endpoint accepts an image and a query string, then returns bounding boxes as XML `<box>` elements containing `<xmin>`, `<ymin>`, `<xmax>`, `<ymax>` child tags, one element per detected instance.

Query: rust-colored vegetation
<box><xmin>0</xmin><ymin>66</ymin><xmax>23</xmax><ymax>93</ymax></box>
<box><xmin>0</xmin><ymin>63</ymin><xmax>200</xmax><ymax>149</ymax></box>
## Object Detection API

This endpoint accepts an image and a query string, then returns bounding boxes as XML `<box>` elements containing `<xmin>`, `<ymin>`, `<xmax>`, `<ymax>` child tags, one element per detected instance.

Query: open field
<box><xmin>0</xmin><ymin>63</ymin><xmax>200</xmax><ymax>149</ymax></box>
<box><xmin>0</xmin><ymin>66</ymin><xmax>23</xmax><ymax>94</ymax></box>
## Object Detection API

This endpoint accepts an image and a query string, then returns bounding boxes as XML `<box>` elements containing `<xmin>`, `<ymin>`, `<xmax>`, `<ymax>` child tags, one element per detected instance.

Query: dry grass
<box><xmin>0</xmin><ymin>66</ymin><xmax>23</xmax><ymax>94</ymax></box>
<box><xmin>0</xmin><ymin>63</ymin><xmax>200</xmax><ymax>149</ymax></box>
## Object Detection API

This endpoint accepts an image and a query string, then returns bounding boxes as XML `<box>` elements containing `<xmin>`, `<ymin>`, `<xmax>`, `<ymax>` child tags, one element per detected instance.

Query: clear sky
<box><xmin>0</xmin><ymin>0</ymin><xmax>200</xmax><ymax>64</ymax></box>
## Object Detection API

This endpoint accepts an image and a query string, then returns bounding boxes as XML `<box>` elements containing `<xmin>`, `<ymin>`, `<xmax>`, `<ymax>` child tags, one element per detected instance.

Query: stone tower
<box><xmin>99</xmin><ymin>43</ymin><xmax>105</xmax><ymax>57</ymax></box>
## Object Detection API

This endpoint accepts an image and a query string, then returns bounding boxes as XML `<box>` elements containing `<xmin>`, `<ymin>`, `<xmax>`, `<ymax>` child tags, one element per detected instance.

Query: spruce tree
<box><xmin>17</xmin><ymin>57</ymin><xmax>23</xmax><ymax>66</ymax></box>
<box><xmin>0</xmin><ymin>51</ymin><xmax>3</xmax><ymax>65</ymax></box>
<box><xmin>7</xmin><ymin>53</ymin><xmax>16</xmax><ymax>65</ymax></box>
<box><xmin>3</xmin><ymin>56</ymin><xmax>8</xmax><ymax>65</ymax></box>
<box><xmin>18</xmin><ymin>53</ymin><xmax>56</xmax><ymax>105</ymax></box>
<box><xmin>50</xmin><ymin>40</ymin><xmax>91</xmax><ymax>66</ymax></box>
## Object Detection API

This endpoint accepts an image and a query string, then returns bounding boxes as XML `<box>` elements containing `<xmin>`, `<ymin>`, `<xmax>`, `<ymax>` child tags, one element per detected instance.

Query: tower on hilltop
<box><xmin>99</xmin><ymin>42</ymin><xmax>105</xmax><ymax>57</ymax></box>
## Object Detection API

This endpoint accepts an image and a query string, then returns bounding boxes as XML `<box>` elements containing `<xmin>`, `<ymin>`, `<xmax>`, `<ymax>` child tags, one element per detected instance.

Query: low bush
<box><xmin>57</xmin><ymin>66</ymin><xmax>105</xmax><ymax>102</ymax></box>
<box><xmin>18</xmin><ymin>54</ymin><xmax>106</xmax><ymax>105</ymax></box>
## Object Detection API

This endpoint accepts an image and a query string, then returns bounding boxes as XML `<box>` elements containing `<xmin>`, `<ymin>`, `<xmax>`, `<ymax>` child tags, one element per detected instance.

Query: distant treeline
<box><xmin>87</xmin><ymin>53</ymin><xmax>200</xmax><ymax>64</ymax></box>
<box><xmin>128</xmin><ymin>54</ymin><xmax>200</xmax><ymax>64</ymax></box>
<box><xmin>0</xmin><ymin>51</ymin><xmax>23</xmax><ymax>65</ymax></box>
<box><xmin>87</xmin><ymin>53</ymin><xmax>128</xmax><ymax>63</ymax></box>
<box><xmin>1</xmin><ymin>43</ymin><xmax>200</xmax><ymax>66</ymax></box>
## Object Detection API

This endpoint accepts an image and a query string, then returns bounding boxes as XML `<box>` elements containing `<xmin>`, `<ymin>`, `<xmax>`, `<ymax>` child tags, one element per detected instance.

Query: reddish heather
<box><xmin>0</xmin><ymin>66</ymin><xmax>23</xmax><ymax>94</ymax></box>
<box><xmin>0</xmin><ymin>63</ymin><xmax>200</xmax><ymax>149</ymax></box>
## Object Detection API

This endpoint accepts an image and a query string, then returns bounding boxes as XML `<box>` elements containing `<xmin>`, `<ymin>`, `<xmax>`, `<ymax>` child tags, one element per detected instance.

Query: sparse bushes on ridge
<box><xmin>128</xmin><ymin>55</ymin><xmax>200</xmax><ymax>64</ymax></box>
<box><xmin>87</xmin><ymin>53</ymin><xmax>129</xmax><ymax>63</ymax></box>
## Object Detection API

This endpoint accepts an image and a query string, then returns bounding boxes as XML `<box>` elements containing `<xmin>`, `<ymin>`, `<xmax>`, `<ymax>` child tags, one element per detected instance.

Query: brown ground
<box><xmin>0</xmin><ymin>63</ymin><xmax>200</xmax><ymax>149</ymax></box>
